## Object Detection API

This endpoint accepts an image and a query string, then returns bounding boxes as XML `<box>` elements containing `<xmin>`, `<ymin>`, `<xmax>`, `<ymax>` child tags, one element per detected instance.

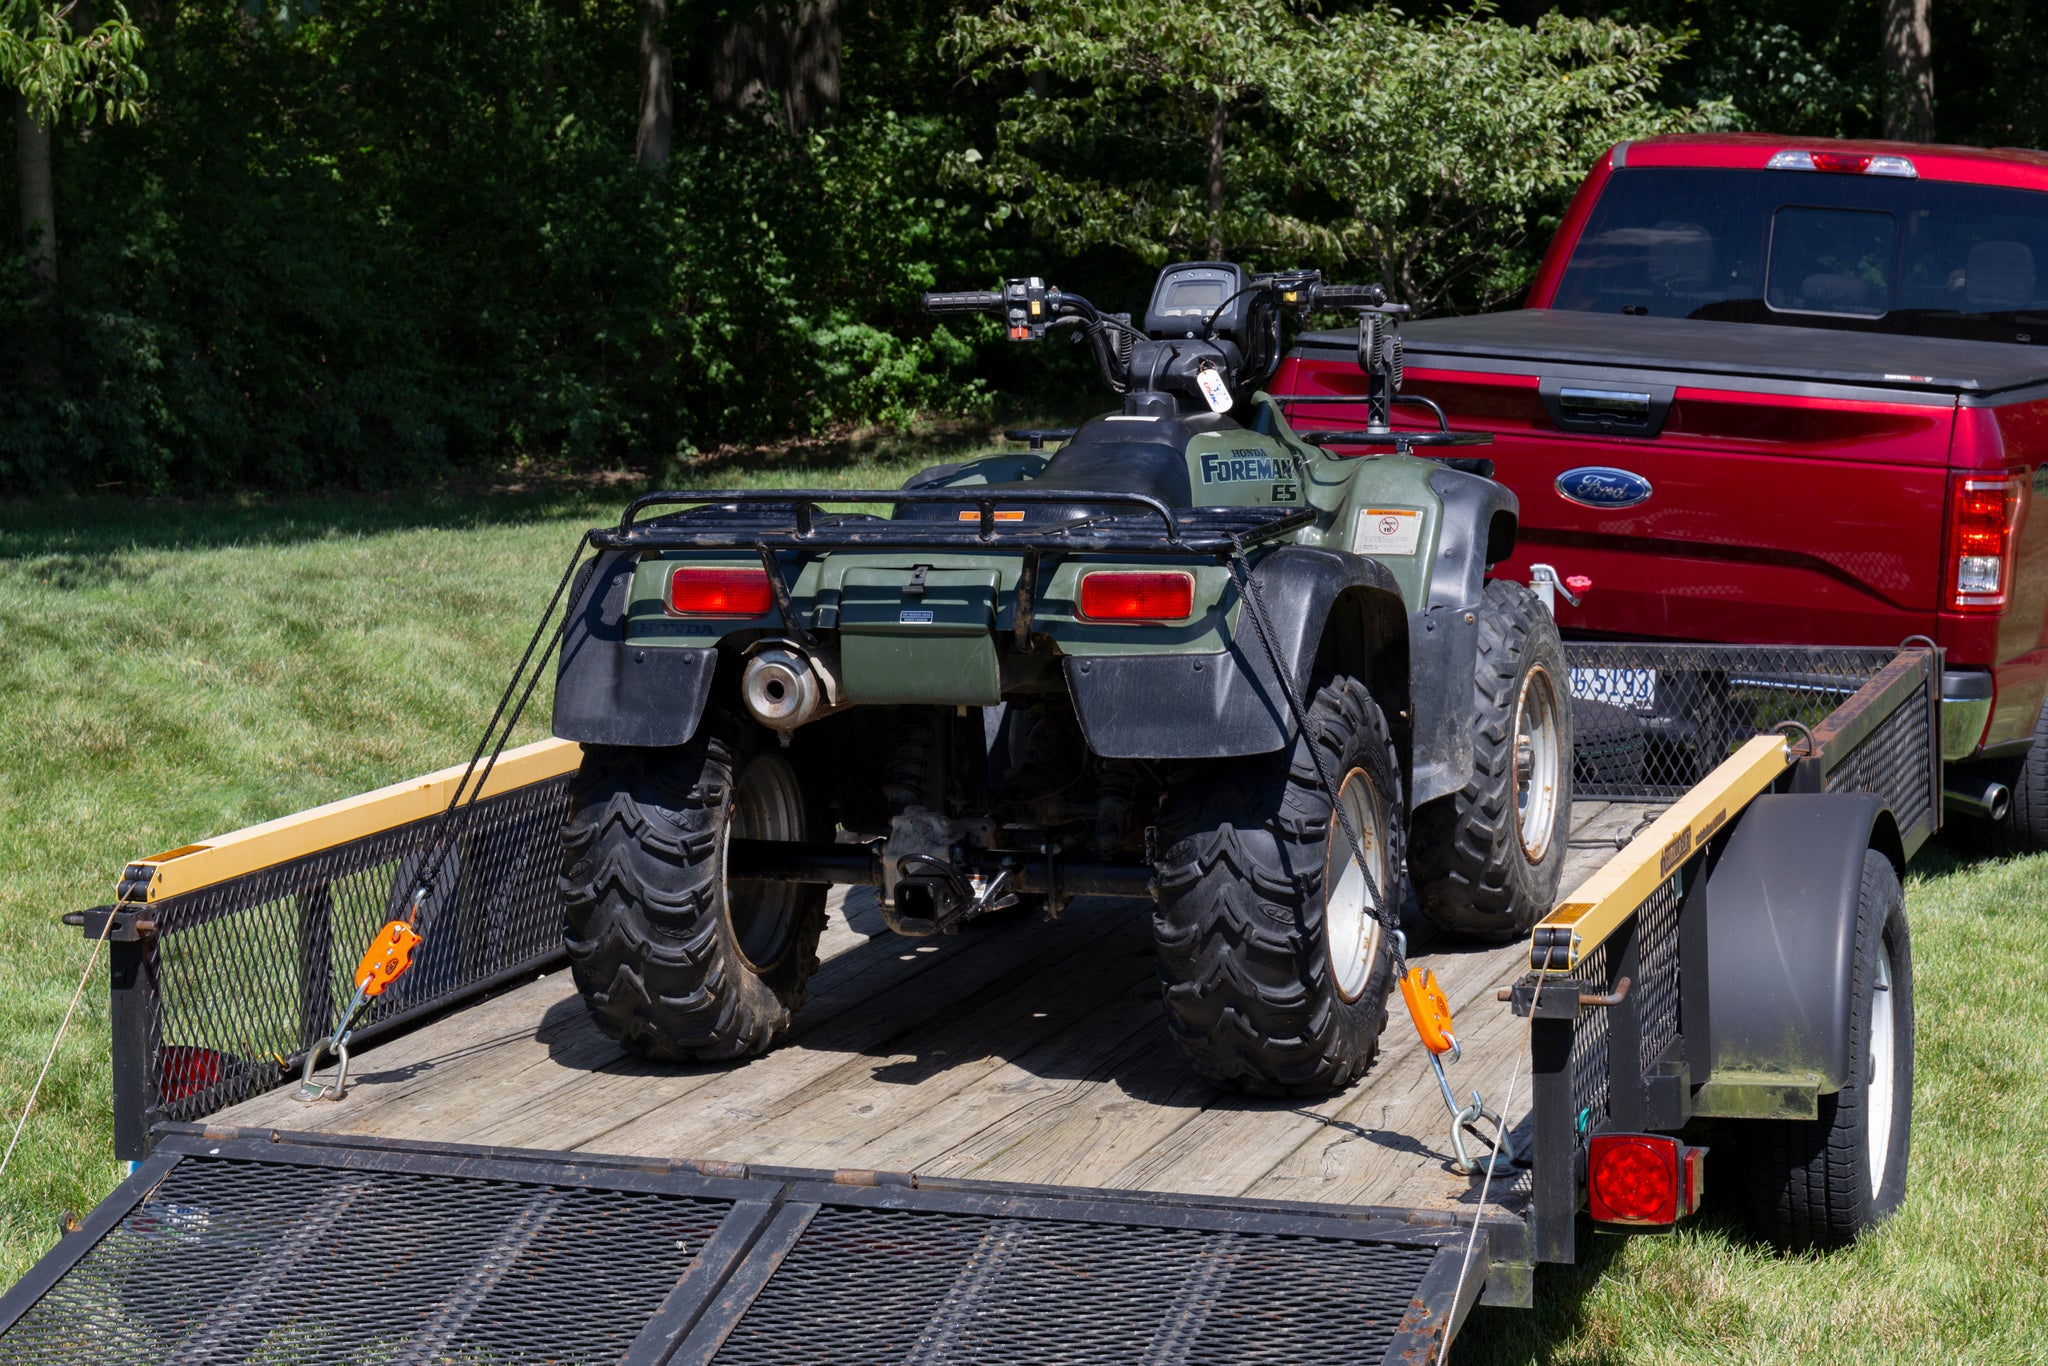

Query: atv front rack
<box><xmin>592</xmin><ymin>488</ymin><xmax>1315</xmax><ymax>557</ymax></box>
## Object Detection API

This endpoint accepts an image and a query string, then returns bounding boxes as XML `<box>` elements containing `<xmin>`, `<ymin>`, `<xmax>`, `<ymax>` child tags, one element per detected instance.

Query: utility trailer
<box><xmin>3</xmin><ymin>643</ymin><xmax>1938</xmax><ymax>1364</ymax></box>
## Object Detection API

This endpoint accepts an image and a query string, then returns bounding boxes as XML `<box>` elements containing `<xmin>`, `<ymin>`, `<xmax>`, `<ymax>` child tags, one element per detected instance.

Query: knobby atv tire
<box><xmin>1152</xmin><ymin>676</ymin><xmax>1405</xmax><ymax>1096</ymax></box>
<box><xmin>559</xmin><ymin>714</ymin><xmax>826</xmax><ymax>1062</ymax></box>
<box><xmin>1413</xmin><ymin>580</ymin><xmax>1574</xmax><ymax>941</ymax></box>
<box><xmin>1738</xmin><ymin>850</ymin><xmax>1913</xmax><ymax>1249</ymax></box>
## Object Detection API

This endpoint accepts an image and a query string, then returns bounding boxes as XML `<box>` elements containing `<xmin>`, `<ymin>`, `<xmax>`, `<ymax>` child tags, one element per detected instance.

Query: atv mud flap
<box><xmin>0</xmin><ymin>1128</ymin><xmax>1493</xmax><ymax>1365</ymax></box>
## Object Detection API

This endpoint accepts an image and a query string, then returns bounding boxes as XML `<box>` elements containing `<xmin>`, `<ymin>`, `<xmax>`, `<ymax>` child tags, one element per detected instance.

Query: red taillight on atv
<box><xmin>1946</xmin><ymin>473</ymin><xmax>2025</xmax><ymax>611</ymax></box>
<box><xmin>1077</xmin><ymin>570</ymin><xmax>1195</xmax><ymax>623</ymax></box>
<box><xmin>1588</xmin><ymin>1133</ymin><xmax>1705</xmax><ymax>1227</ymax></box>
<box><xmin>668</xmin><ymin>566</ymin><xmax>774</xmax><ymax>617</ymax></box>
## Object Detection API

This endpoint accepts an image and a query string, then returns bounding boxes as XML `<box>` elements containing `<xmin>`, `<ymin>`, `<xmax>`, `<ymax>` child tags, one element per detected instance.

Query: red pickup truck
<box><xmin>1277</xmin><ymin>133</ymin><xmax>2048</xmax><ymax>850</ymax></box>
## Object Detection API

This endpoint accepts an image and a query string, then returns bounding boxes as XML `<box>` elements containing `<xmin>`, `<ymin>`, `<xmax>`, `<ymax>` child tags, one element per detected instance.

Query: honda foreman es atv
<box><xmin>552</xmin><ymin>262</ymin><xmax>1572</xmax><ymax>1095</ymax></box>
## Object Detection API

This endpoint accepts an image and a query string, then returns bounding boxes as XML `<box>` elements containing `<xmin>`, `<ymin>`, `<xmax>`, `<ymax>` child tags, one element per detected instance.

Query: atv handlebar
<box><xmin>921</xmin><ymin>290</ymin><xmax>1005</xmax><ymax>316</ymax></box>
<box><xmin>1310</xmin><ymin>283</ymin><xmax>1388</xmax><ymax>308</ymax></box>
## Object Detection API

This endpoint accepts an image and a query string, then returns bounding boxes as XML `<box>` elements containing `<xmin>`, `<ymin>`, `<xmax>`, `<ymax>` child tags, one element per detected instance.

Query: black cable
<box><xmin>1226</xmin><ymin>547</ymin><xmax>1404</xmax><ymax>970</ymax></box>
<box><xmin>407</xmin><ymin>531</ymin><xmax>596</xmax><ymax>912</ymax></box>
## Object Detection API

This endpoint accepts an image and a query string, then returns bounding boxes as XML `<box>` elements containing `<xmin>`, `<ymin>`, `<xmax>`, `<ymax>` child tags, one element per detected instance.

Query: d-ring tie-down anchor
<box><xmin>295</xmin><ymin>894</ymin><xmax>427</xmax><ymax>1103</ymax></box>
<box><xmin>1436</xmin><ymin>1061</ymin><xmax>1517</xmax><ymax>1177</ymax></box>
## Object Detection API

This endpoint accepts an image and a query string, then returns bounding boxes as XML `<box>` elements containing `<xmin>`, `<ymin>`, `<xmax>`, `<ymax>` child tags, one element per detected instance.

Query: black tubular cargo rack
<box><xmin>589</xmin><ymin>487</ymin><xmax>1315</xmax><ymax>555</ymax></box>
<box><xmin>0</xmin><ymin>1128</ymin><xmax>1485</xmax><ymax>1366</ymax></box>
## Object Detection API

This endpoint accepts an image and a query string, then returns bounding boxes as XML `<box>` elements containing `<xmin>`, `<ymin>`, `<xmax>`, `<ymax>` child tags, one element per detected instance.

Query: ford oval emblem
<box><xmin>1555</xmin><ymin>466</ymin><xmax>1653</xmax><ymax>509</ymax></box>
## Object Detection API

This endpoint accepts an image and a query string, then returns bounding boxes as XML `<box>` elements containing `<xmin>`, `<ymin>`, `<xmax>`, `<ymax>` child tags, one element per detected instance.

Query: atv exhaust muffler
<box><xmin>742</xmin><ymin>643</ymin><xmax>842</xmax><ymax>731</ymax></box>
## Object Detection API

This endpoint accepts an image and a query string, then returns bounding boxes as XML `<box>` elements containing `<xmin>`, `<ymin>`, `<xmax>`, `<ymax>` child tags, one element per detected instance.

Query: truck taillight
<box><xmin>668</xmin><ymin>566</ymin><xmax>774</xmax><ymax>617</ymax></box>
<box><xmin>1077</xmin><ymin>570</ymin><xmax>1195</xmax><ymax>623</ymax></box>
<box><xmin>1587</xmin><ymin>1133</ymin><xmax>1705</xmax><ymax>1228</ymax></box>
<box><xmin>1946</xmin><ymin>473</ymin><xmax>2025</xmax><ymax>611</ymax></box>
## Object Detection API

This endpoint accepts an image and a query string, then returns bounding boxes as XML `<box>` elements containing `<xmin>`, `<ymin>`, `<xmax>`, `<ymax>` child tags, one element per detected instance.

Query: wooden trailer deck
<box><xmin>218</xmin><ymin>800</ymin><xmax>1663</xmax><ymax>1220</ymax></box>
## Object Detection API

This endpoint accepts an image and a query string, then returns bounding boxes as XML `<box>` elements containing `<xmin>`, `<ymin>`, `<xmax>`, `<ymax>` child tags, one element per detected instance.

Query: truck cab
<box><xmin>1277</xmin><ymin>133</ymin><xmax>2048</xmax><ymax>845</ymax></box>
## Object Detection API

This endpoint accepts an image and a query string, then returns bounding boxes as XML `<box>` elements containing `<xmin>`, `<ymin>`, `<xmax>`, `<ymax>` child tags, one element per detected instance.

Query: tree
<box><xmin>948</xmin><ymin>1</ymin><xmax>1712</xmax><ymax>313</ymax></box>
<box><xmin>1880</xmin><ymin>0</ymin><xmax>1933</xmax><ymax>140</ymax></box>
<box><xmin>2</xmin><ymin>0</ymin><xmax>144</xmax><ymax>285</ymax></box>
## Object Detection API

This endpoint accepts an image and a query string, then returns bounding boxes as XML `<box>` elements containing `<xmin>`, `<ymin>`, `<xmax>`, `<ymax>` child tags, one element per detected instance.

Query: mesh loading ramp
<box><xmin>0</xmin><ymin>1128</ymin><xmax>1492</xmax><ymax>1366</ymax></box>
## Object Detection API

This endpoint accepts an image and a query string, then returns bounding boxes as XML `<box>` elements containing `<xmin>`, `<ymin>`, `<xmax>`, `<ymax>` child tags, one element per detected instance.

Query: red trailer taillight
<box><xmin>1077</xmin><ymin>570</ymin><xmax>1195</xmax><ymax>623</ymax></box>
<box><xmin>1587</xmin><ymin>1133</ymin><xmax>1706</xmax><ymax>1228</ymax></box>
<box><xmin>668</xmin><ymin>566</ymin><xmax>774</xmax><ymax>617</ymax></box>
<box><xmin>1945</xmin><ymin>473</ymin><xmax>2026</xmax><ymax>611</ymax></box>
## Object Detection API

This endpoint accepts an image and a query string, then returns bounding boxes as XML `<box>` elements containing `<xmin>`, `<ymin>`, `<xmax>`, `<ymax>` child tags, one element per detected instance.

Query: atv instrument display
<box><xmin>550</xmin><ymin>262</ymin><xmax>1574</xmax><ymax>1094</ymax></box>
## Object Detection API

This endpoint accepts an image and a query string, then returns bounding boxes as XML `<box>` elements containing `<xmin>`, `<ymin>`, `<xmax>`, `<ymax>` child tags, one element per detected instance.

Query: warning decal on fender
<box><xmin>1352</xmin><ymin>507</ymin><xmax>1424</xmax><ymax>556</ymax></box>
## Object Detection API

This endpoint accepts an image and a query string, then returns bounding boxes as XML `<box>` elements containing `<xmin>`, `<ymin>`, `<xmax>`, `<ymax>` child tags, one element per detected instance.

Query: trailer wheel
<box><xmin>1412</xmin><ymin>580</ymin><xmax>1573</xmax><ymax>940</ymax></box>
<box><xmin>1152</xmin><ymin>676</ymin><xmax>1404</xmax><ymax>1096</ymax></box>
<box><xmin>1740</xmin><ymin>850</ymin><xmax>1913</xmax><ymax>1249</ymax></box>
<box><xmin>558</xmin><ymin>713</ymin><xmax>826</xmax><ymax>1061</ymax></box>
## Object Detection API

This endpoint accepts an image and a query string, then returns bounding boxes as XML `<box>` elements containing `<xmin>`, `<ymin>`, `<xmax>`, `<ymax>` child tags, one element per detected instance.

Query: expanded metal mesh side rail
<box><xmin>84</xmin><ymin>767</ymin><xmax>576</xmax><ymax>1159</ymax></box>
<box><xmin>0</xmin><ymin>1130</ymin><xmax>1492</xmax><ymax>1366</ymax></box>
<box><xmin>1524</xmin><ymin>644</ymin><xmax>1938</xmax><ymax>1266</ymax></box>
<box><xmin>1564</xmin><ymin>642</ymin><xmax>1900</xmax><ymax>798</ymax></box>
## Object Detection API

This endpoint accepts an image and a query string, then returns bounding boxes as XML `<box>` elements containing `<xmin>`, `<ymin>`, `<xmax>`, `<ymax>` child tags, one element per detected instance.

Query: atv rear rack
<box><xmin>592</xmin><ymin>487</ymin><xmax>1315</xmax><ymax>557</ymax></box>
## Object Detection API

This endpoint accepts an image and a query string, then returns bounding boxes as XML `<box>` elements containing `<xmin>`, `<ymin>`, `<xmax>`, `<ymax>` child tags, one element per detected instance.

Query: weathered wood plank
<box><xmin>219</xmin><ymin>800</ymin><xmax>1666</xmax><ymax>1222</ymax></box>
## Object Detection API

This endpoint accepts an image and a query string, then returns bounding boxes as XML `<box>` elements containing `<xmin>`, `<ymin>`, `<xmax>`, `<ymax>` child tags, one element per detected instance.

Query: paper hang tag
<box><xmin>1195</xmin><ymin>364</ymin><xmax>1233</xmax><ymax>413</ymax></box>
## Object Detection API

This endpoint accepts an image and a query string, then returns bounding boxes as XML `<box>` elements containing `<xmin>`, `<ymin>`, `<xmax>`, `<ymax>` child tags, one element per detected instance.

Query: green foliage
<box><xmin>0</xmin><ymin>1</ymin><xmax>993</xmax><ymax>492</ymax></box>
<box><xmin>0</xmin><ymin>1</ymin><xmax>145</xmax><ymax>125</ymax></box>
<box><xmin>949</xmin><ymin>1</ymin><xmax>1715</xmax><ymax>311</ymax></box>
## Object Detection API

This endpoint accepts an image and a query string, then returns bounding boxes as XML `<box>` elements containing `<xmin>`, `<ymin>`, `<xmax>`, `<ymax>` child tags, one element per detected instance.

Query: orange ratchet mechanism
<box><xmin>294</xmin><ymin>889</ymin><xmax>429</xmax><ymax>1103</ymax></box>
<box><xmin>1401</xmin><ymin>964</ymin><xmax>1516</xmax><ymax>1177</ymax></box>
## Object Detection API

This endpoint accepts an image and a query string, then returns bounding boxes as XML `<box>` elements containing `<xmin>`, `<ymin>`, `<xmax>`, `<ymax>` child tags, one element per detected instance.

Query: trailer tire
<box><xmin>1739</xmin><ymin>850</ymin><xmax>1913</xmax><ymax>1249</ymax></box>
<box><xmin>1152</xmin><ymin>676</ymin><xmax>1403</xmax><ymax>1096</ymax></box>
<box><xmin>559</xmin><ymin>714</ymin><xmax>827</xmax><ymax>1062</ymax></box>
<box><xmin>1412</xmin><ymin>580</ymin><xmax>1573</xmax><ymax>940</ymax></box>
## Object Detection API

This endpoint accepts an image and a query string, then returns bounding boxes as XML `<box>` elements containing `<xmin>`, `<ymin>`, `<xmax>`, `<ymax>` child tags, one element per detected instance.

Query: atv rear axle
<box><xmin>726</xmin><ymin>838</ymin><xmax>1156</xmax><ymax>902</ymax></box>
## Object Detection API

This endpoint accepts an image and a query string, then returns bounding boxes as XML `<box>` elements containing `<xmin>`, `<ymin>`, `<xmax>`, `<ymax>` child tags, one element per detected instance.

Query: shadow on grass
<box><xmin>0</xmin><ymin>415</ymin><xmax>1061</xmax><ymax>563</ymax></box>
<box><xmin>1452</xmin><ymin>1224</ymin><xmax>1628</xmax><ymax>1365</ymax></box>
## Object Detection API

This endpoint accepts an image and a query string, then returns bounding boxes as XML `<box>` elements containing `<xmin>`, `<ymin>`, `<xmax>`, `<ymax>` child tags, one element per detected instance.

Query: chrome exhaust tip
<box><xmin>1945</xmin><ymin>773</ymin><xmax>2011</xmax><ymax>824</ymax></box>
<box><xmin>742</xmin><ymin>645</ymin><xmax>825</xmax><ymax>730</ymax></box>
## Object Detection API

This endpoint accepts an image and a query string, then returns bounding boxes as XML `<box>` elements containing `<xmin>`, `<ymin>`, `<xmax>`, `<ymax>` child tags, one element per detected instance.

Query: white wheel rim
<box><xmin>1325</xmin><ymin>768</ymin><xmax>1387</xmax><ymax>1003</ymax></box>
<box><xmin>1515</xmin><ymin>667</ymin><xmax>1563</xmax><ymax>864</ymax></box>
<box><xmin>724</xmin><ymin>751</ymin><xmax>806</xmax><ymax>973</ymax></box>
<box><xmin>1867</xmin><ymin>942</ymin><xmax>1896</xmax><ymax>1198</ymax></box>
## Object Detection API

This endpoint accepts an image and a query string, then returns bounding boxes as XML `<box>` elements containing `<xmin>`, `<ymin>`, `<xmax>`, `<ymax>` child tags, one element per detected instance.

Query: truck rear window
<box><xmin>1552</xmin><ymin>167</ymin><xmax>2048</xmax><ymax>344</ymax></box>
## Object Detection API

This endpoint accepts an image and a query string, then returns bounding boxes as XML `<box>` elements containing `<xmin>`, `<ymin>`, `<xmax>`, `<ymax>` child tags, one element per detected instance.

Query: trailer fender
<box><xmin>1064</xmin><ymin>546</ymin><xmax>1406</xmax><ymax>760</ymax></box>
<box><xmin>552</xmin><ymin>552</ymin><xmax>720</xmax><ymax>747</ymax></box>
<box><xmin>1697</xmin><ymin>793</ymin><xmax>1904</xmax><ymax>1110</ymax></box>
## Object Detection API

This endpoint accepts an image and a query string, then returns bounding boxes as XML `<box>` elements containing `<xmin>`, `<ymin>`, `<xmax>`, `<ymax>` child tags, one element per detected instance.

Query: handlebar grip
<box><xmin>921</xmin><ymin>290</ymin><xmax>1005</xmax><ymax>316</ymax></box>
<box><xmin>1314</xmin><ymin>283</ymin><xmax>1388</xmax><ymax>307</ymax></box>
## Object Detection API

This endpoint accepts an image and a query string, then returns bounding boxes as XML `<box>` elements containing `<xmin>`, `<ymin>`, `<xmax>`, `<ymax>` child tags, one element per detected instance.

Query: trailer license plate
<box><xmin>1570</xmin><ymin>666</ymin><xmax>1657</xmax><ymax>711</ymax></box>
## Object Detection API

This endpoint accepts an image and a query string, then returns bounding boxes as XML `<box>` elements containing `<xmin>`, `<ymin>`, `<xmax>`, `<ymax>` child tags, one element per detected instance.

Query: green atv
<box><xmin>551</xmin><ymin>262</ymin><xmax>1572</xmax><ymax>1095</ymax></box>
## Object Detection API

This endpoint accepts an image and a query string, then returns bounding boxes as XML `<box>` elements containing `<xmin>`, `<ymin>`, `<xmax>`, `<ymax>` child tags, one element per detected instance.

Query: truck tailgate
<box><xmin>1278</xmin><ymin>312</ymin><xmax>2007</xmax><ymax>646</ymax></box>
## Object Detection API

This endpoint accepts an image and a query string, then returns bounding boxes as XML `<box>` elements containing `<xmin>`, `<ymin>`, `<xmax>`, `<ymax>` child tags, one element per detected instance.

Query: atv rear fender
<box><xmin>553</xmin><ymin>551</ymin><xmax>720</xmax><ymax>747</ymax></box>
<box><xmin>1063</xmin><ymin>545</ymin><xmax>1419</xmax><ymax>763</ymax></box>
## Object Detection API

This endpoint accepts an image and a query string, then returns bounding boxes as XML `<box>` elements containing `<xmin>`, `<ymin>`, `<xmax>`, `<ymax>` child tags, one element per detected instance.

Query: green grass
<box><xmin>1</xmin><ymin>460</ymin><xmax>2045</xmax><ymax>1361</ymax></box>
<box><xmin>1456</xmin><ymin>840</ymin><xmax>2048</xmax><ymax>1365</ymax></box>
<box><xmin>0</xmin><ymin>441</ymin><xmax>943</xmax><ymax>1291</ymax></box>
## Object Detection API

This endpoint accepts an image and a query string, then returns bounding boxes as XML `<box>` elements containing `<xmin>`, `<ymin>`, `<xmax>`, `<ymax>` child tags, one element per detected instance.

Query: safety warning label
<box><xmin>1352</xmin><ymin>507</ymin><xmax>1424</xmax><ymax>556</ymax></box>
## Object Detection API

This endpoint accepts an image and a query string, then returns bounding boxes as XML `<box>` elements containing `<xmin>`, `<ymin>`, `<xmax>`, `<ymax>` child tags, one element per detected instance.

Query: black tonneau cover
<box><xmin>1296</xmin><ymin>308</ymin><xmax>2048</xmax><ymax>396</ymax></box>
